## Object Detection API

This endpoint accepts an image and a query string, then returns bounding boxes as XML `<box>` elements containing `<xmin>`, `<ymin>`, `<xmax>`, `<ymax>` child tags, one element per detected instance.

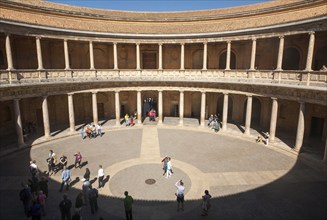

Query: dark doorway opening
<box><xmin>310</xmin><ymin>117</ymin><xmax>324</xmax><ymax>138</ymax></box>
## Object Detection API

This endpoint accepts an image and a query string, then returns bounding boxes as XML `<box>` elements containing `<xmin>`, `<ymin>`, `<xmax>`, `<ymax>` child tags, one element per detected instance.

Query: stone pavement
<box><xmin>0</xmin><ymin>119</ymin><xmax>326</xmax><ymax>220</ymax></box>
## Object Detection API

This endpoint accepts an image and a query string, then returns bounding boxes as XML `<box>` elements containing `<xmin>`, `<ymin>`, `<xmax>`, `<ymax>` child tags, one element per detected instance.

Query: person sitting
<box><xmin>130</xmin><ymin>114</ymin><xmax>135</xmax><ymax>126</ymax></box>
<box><xmin>256</xmin><ymin>136</ymin><xmax>262</xmax><ymax>143</ymax></box>
<box><xmin>91</xmin><ymin>125</ymin><xmax>97</xmax><ymax>138</ymax></box>
<box><xmin>207</xmin><ymin>115</ymin><xmax>214</xmax><ymax>127</ymax></box>
<box><xmin>58</xmin><ymin>155</ymin><xmax>68</xmax><ymax>171</ymax></box>
<box><xmin>86</xmin><ymin>125</ymin><xmax>92</xmax><ymax>139</ymax></box>
<box><xmin>125</xmin><ymin>114</ymin><xmax>130</xmax><ymax>126</ymax></box>
<box><xmin>212</xmin><ymin>119</ymin><xmax>220</xmax><ymax>132</ymax></box>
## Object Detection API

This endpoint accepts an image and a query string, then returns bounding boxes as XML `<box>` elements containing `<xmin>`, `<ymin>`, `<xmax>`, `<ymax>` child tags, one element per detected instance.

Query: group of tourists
<box><xmin>256</xmin><ymin>132</ymin><xmax>270</xmax><ymax>146</ymax></box>
<box><xmin>161</xmin><ymin>156</ymin><xmax>174</xmax><ymax>178</ymax></box>
<box><xmin>208</xmin><ymin>114</ymin><xmax>221</xmax><ymax>132</ymax></box>
<box><xmin>80</xmin><ymin>123</ymin><xmax>102</xmax><ymax>139</ymax></box>
<box><xmin>124</xmin><ymin>112</ymin><xmax>136</xmax><ymax>126</ymax></box>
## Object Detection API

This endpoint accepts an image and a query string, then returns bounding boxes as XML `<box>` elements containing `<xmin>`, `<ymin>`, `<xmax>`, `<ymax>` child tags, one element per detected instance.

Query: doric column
<box><xmin>42</xmin><ymin>96</ymin><xmax>50</xmax><ymax>138</ymax></box>
<box><xmin>222</xmin><ymin>93</ymin><xmax>229</xmax><ymax>131</ymax></box>
<box><xmin>276</xmin><ymin>36</ymin><xmax>284</xmax><ymax>71</ymax></box>
<box><xmin>113</xmin><ymin>42</ymin><xmax>118</xmax><ymax>70</ymax></box>
<box><xmin>13</xmin><ymin>99</ymin><xmax>24</xmax><ymax>146</ymax></box>
<box><xmin>158</xmin><ymin>43</ymin><xmax>163</xmax><ymax>70</ymax></box>
<box><xmin>294</xmin><ymin>102</ymin><xmax>305</xmax><ymax>151</ymax></box>
<box><xmin>305</xmin><ymin>32</ymin><xmax>315</xmax><ymax>71</ymax></box>
<box><xmin>5</xmin><ymin>34</ymin><xmax>14</xmax><ymax>70</ymax></box>
<box><xmin>115</xmin><ymin>91</ymin><xmax>120</xmax><ymax>126</ymax></box>
<box><xmin>269</xmin><ymin>97</ymin><xmax>278</xmax><ymax>141</ymax></box>
<box><xmin>68</xmin><ymin>94</ymin><xmax>75</xmax><ymax>132</ymax></box>
<box><xmin>250</xmin><ymin>38</ymin><xmax>257</xmax><ymax>70</ymax></box>
<box><xmin>64</xmin><ymin>39</ymin><xmax>70</xmax><ymax>70</ymax></box>
<box><xmin>89</xmin><ymin>41</ymin><xmax>95</xmax><ymax>70</ymax></box>
<box><xmin>202</xmin><ymin>42</ymin><xmax>207</xmax><ymax>70</ymax></box>
<box><xmin>36</xmin><ymin>37</ymin><xmax>44</xmax><ymax>70</ymax></box>
<box><xmin>180</xmin><ymin>43</ymin><xmax>185</xmax><ymax>70</ymax></box>
<box><xmin>136</xmin><ymin>43</ymin><xmax>140</xmax><ymax>70</ymax></box>
<box><xmin>137</xmin><ymin>90</ymin><xmax>142</xmax><ymax>124</ymax></box>
<box><xmin>200</xmin><ymin>92</ymin><xmax>206</xmax><ymax>127</ymax></box>
<box><xmin>323</xmin><ymin>138</ymin><xmax>327</xmax><ymax>164</ymax></box>
<box><xmin>245</xmin><ymin>95</ymin><xmax>253</xmax><ymax>135</ymax></box>
<box><xmin>92</xmin><ymin>92</ymin><xmax>98</xmax><ymax>125</ymax></box>
<box><xmin>158</xmin><ymin>90</ymin><xmax>163</xmax><ymax>124</ymax></box>
<box><xmin>179</xmin><ymin>90</ymin><xmax>184</xmax><ymax>125</ymax></box>
<box><xmin>225</xmin><ymin>41</ymin><xmax>231</xmax><ymax>70</ymax></box>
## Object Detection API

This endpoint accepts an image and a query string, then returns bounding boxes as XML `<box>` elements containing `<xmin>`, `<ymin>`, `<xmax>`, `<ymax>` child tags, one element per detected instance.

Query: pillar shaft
<box><xmin>68</xmin><ymin>94</ymin><xmax>75</xmax><ymax>132</ymax></box>
<box><xmin>276</xmin><ymin>36</ymin><xmax>284</xmax><ymax>70</ymax></box>
<box><xmin>180</xmin><ymin>43</ymin><xmax>185</xmax><ymax>70</ymax></box>
<box><xmin>42</xmin><ymin>96</ymin><xmax>50</xmax><ymax>137</ymax></box>
<box><xmin>136</xmin><ymin>43</ymin><xmax>140</xmax><ymax>70</ymax></box>
<box><xmin>245</xmin><ymin>96</ymin><xmax>253</xmax><ymax>135</ymax></box>
<box><xmin>179</xmin><ymin>91</ymin><xmax>184</xmax><ymax>125</ymax></box>
<box><xmin>222</xmin><ymin>93</ymin><xmax>228</xmax><ymax>131</ymax></box>
<box><xmin>158</xmin><ymin>91</ymin><xmax>163</xmax><ymax>124</ymax></box>
<box><xmin>5</xmin><ymin>35</ymin><xmax>14</xmax><ymax>70</ymax></box>
<box><xmin>226</xmin><ymin>41</ymin><xmax>231</xmax><ymax>70</ymax></box>
<box><xmin>89</xmin><ymin>41</ymin><xmax>95</xmax><ymax>70</ymax></box>
<box><xmin>202</xmin><ymin>42</ymin><xmax>207</xmax><ymax>70</ymax></box>
<box><xmin>115</xmin><ymin>91</ymin><xmax>120</xmax><ymax>126</ymax></box>
<box><xmin>159</xmin><ymin>43</ymin><xmax>163</xmax><ymax>70</ymax></box>
<box><xmin>250</xmin><ymin>39</ymin><xmax>257</xmax><ymax>70</ymax></box>
<box><xmin>305</xmin><ymin>32</ymin><xmax>315</xmax><ymax>71</ymax></box>
<box><xmin>295</xmin><ymin>102</ymin><xmax>305</xmax><ymax>151</ymax></box>
<box><xmin>137</xmin><ymin>91</ymin><xmax>142</xmax><ymax>124</ymax></box>
<box><xmin>64</xmin><ymin>39</ymin><xmax>70</xmax><ymax>70</ymax></box>
<box><xmin>269</xmin><ymin>98</ymin><xmax>278</xmax><ymax>141</ymax></box>
<box><xmin>13</xmin><ymin>99</ymin><xmax>24</xmax><ymax>146</ymax></box>
<box><xmin>92</xmin><ymin>92</ymin><xmax>98</xmax><ymax>125</ymax></box>
<box><xmin>200</xmin><ymin>92</ymin><xmax>206</xmax><ymax>127</ymax></box>
<box><xmin>113</xmin><ymin>43</ymin><xmax>118</xmax><ymax>70</ymax></box>
<box><xmin>36</xmin><ymin>37</ymin><xmax>44</xmax><ymax>70</ymax></box>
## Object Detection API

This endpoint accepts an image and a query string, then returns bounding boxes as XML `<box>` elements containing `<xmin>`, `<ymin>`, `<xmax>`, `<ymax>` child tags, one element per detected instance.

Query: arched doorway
<box><xmin>243</xmin><ymin>97</ymin><xmax>261</xmax><ymax>126</ymax></box>
<box><xmin>192</xmin><ymin>50</ymin><xmax>203</xmax><ymax>69</ymax></box>
<box><xmin>219</xmin><ymin>51</ymin><xmax>236</xmax><ymax>69</ymax></box>
<box><xmin>216</xmin><ymin>94</ymin><xmax>233</xmax><ymax>122</ymax></box>
<box><xmin>282</xmin><ymin>47</ymin><xmax>300</xmax><ymax>70</ymax></box>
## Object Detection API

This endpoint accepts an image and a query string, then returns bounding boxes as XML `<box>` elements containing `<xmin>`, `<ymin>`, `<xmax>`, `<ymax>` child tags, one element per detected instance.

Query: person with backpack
<box><xmin>88</xmin><ymin>185</ymin><xmax>98</xmax><ymax>214</ymax></box>
<box><xmin>59</xmin><ymin>194</ymin><xmax>72</xmax><ymax>220</ymax></box>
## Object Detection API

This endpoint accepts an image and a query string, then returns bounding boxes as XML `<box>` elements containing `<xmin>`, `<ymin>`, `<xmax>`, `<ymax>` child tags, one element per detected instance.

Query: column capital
<box><xmin>223</xmin><ymin>92</ymin><xmax>229</xmax><ymax>95</ymax></box>
<box><xmin>158</xmin><ymin>90</ymin><xmax>163</xmax><ymax>93</ymax></box>
<box><xmin>115</xmin><ymin>90</ymin><xmax>120</xmax><ymax>93</ymax></box>
<box><xmin>64</xmin><ymin>39</ymin><xmax>69</xmax><ymax>42</ymax></box>
<box><xmin>158</xmin><ymin>43</ymin><xmax>163</xmax><ymax>46</ymax></box>
<box><xmin>298</xmin><ymin>100</ymin><xmax>306</xmax><ymax>104</ymax></box>
<box><xmin>247</xmin><ymin>94</ymin><xmax>252</xmax><ymax>98</ymax></box>
<box><xmin>201</xmin><ymin>91</ymin><xmax>206</xmax><ymax>94</ymax></box>
<box><xmin>67</xmin><ymin>93</ymin><xmax>74</xmax><ymax>96</ymax></box>
<box><xmin>180</xmin><ymin>42</ymin><xmax>185</xmax><ymax>46</ymax></box>
<box><xmin>36</xmin><ymin>36</ymin><xmax>42</xmax><ymax>40</ymax></box>
<box><xmin>113</xmin><ymin>42</ymin><xmax>118</xmax><ymax>45</ymax></box>
<box><xmin>92</xmin><ymin>91</ymin><xmax>98</xmax><ymax>95</ymax></box>
<box><xmin>136</xmin><ymin>43</ymin><xmax>140</xmax><ymax>46</ymax></box>
<box><xmin>179</xmin><ymin>89</ymin><xmax>184</xmax><ymax>93</ymax></box>
<box><xmin>308</xmin><ymin>31</ymin><xmax>315</xmax><ymax>35</ymax></box>
<box><xmin>271</xmin><ymin>97</ymin><xmax>278</xmax><ymax>100</ymax></box>
<box><xmin>226</xmin><ymin>40</ymin><xmax>232</xmax><ymax>44</ymax></box>
<box><xmin>203</xmin><ymin>41</ymin><xmax>208</xmax><ymax>45</ymax></box>
<box><xmin>279</xmin><ymin>35</ymin><xmax>284</xmax><ymax>39</ymax></box>
<box><xmin>252</xmin><ymin>38</ymin><xmax>257</xmax><ymax>42</ymax></box>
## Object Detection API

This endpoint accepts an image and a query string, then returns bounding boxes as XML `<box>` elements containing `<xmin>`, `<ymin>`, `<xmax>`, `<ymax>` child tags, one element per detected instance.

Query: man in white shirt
<box><xmin>97</xmin><ymin>165</ymin><xmax>105</xmax><ymax>188</ymax></box>
<box><xmin>175</xmin><ymin>180</ymin><xmax>185</xmax><ymax>211</ymax></box>
<box><xmin>29</xmin><ymin>160</ymin><xmax>37</xmax><ymax>176</ymax></box>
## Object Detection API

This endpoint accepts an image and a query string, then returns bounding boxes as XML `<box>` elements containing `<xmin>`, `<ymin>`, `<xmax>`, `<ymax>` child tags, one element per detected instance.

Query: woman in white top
<box><xmin>175</xmin><ymin>180</ymin><xmax>185</xmax><ymax>211</ymax></box>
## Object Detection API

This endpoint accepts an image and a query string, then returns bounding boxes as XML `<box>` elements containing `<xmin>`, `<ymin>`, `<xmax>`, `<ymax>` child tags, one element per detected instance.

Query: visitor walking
<box><xmin>83</xmin><ymin>168</ymin><xmax>90</xmax><ymax>181</ymax></box>
<box><xmin>59</xmin><ymin>194</ymin><xmax>72</xmax><ymax>220</ymax></box>
<box><xmin>37</xmin><ymin>190</ymin><xmax>47</xmax><ymax>216</ymax></box>
<box><xmin>201</xmin><ymin>190</ymin><xmax>212</xmax><ymax>216</ymax></box>
<box><xmin>39</xmin><ymin>177</ymin><xmax>49</xmax><ymax>198</ymax></box>
<box><xmin>175</xmin><ymin>180</ymin><xmax>185</xmax><ymax>211</ymax></box>
<box><xmin>19</xmin><ymin>184</ymin><xmax>32</xmax><ymax>217</ymax></box>
<box><xmin>73</xmin><ymin>152</ymin><xmax>82</xmax><ymax>168</ymax></box>
<box><xmin>265</xmin><ymin>132</ymin><xmax>270</xmax><ymax>146</ymax></box>
<box><xmin>123</xmin><ymin>191</ymin><xmax>133</xmax><ymax>220</ymax></box>
<box><xmin>75</xmin><ymin>192</ymin><xmax>84</xmax><ymax>215</ymax></box>
<box><xmin>97</xmin><ymin>124</ymin><xmax>102</xmax><ymax>137</ymax></box>
<box><xmin>59</xmin><ymin>166</ymin><xmax>71</xmax><ymax>192</ymax></box>
<box><xmin>88</xmin><ymin>185</ymin><xmax>99</xmax><ymax>214</ymax></box>
<box><xmin>166</xmin><ymin>157</ymin><xmax>173</xmax><ymax>178</ymax></box>
<box><xmin>97</xmin><ymin>165</ymin><xmax>105</xmax><ymax>188</ymax></box>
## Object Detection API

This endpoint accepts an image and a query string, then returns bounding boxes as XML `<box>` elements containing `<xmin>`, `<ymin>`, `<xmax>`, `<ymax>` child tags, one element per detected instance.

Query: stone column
<box><xmin>64</xmin><ymin>39</ymin><xmax>70</xmax><ymax>70</ymax></box>
<box><xmin>294</xmin><ymin>102</ymin><xmax>305</xmax><ymax>151</ymax></box>
<box><xmin>158</xmin><ymin>90</ymin><xmax>163</xmax><ymax>124</ymax></box>
<box><xmin>115</xmin><ymin>91</ymin><xmax>120</xmax><ymax>126</ymax></box>
<box><xmin>305</xmin><ymin>32</ymin><xmax>315</xmax><ymax>71</ymax></box>
<box><xmin>245</xmin><ymin>95</ymin><xmax>253</xmax><ymax>135</ymax></box>
<box><xmin>158</xmin><ymin>43</ymin><xmax>163</xmax><ymax>70</ymax></box>
<box><xmin>225</xmin><ymin>41</ymin><xmax>231</xmax><ymax>70</ymax></box>
<box><xmin>92</xmin><ymin>92</ymin><xmax>98</xmax><ymax>125</ymax></box>
<box><xmin>42</xmin><ymin>96</ymin><xmax>50</xmax><ymax>138</ymax></box>
<box><xmin>137</xmin><ymin>90</ymin><xmax>142</xmax><ymax>124</ymax></box>
<box><xmin>136</xmin><ymin>43</ymin><xmax>140</xmax><ymax>70</ymax></box>
<box><xmin>179</xmin><ymin>90</ymin><xmax>184</xmax><ymax>125</ymax></box>
<box><xmin>200</xmin><ymin>92</ymin><xmax>206</xmax><ymax>127</ymax></box>
<box><xmin>250</xmin><ymin>38</ymin><xmax>257</xmax><ymax>70</ymax></box>
<box><xmin>89</xmin><ymin>41</ymin><xmax>95</xmax><ymax>70</ymax></box>
<box><xmin>276</xmin><ymin>36</ymin><xmax>284</xmax><ymax>71</ymax></box>
<box><xmin>323</xmin><ymin>138</ymin><xmax>327</xmax><ymax>164</ymax></box>
<box><xmin>13</xmin><ymin>99</ymin><xmax>24</xmax><ymax>146</ymax></box>
<box><xmin>68</xmin><ymin>94</ymin><xmax>75</xmax><ymax>132</ymax></box>
<box><xmin>36</xmin><ymin>37</ymin><xmax>44</xmax><ymax>70</ymax></box>
<box><xmin>113</xmin><ymin>42</ymin><xmax>118</xmax><ymax>70</ymax></box>
<box><xmin>222</xmin><ymin>93</ymin><xmax>229</xmax><ymax>131</ymax></box>
<box><xmin>180</xmin><ymin>43</ymin><xmax>185</xmax><ymax>70</ymax></box>
<box><xmin>5</xmin><ymin>34</ymin><xmax>14</xmax><ymax>70</ymax></box>
<box><xmin>202</xmin><ymin>42</ymin><xmax>207</xmax><ymax>70</ymax></box>
<box><xmin>269</xmin><ymin>97</ymin><xmax>278</xmax><ymax>141</ymax></box>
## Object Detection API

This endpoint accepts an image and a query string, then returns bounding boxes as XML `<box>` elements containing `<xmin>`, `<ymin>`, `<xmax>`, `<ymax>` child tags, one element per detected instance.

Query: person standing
<box><xmin>73</xmin><ymin>152</ymin><xmax>82</xmax><ymax>168</ymax></box>
<box><xmin>96</xmin><ymin>124</ymin><xmax>102</xmax><ymax>137</ymax></box>
<box><xmin>175</xmin><ymin>180</ymin><xmax>185</xmax><ymax>211</ymax></box>
<box><xmin>29</xmin><ymin>160</ymin><xmax>38</xmax><ymax>177</ymax></box>
<box><xmin>80</xmin><ymin>127</ymin><xmax>85</xmax><ymax>140</ymax></box>
<box><xmin>88</xmin><ymin>185</ymin><xmax>99</xmax><ymax>214</ymax></box>
<box><xmin>59</xmin><ymin>194</ymin><xmax>72</xmax><ymax>220</ymax></box>
<box><xmin>123</xmin><ymin>191</ymin><xmax>133</xmax><ymax>220</ymax></box>
<box><xmin>265</xmin><ymin>132</ymin><xmax>270</xmax><ymax>146</ymax></box>
<box><xmin>161</xmin><ymin>156</ymin><xmax>168</xmax><ymax>176</ymax></box>
<box><xmin>74</xmin><ymin>192</ymin><xmax>84</xmax><ymax>215</ymax></box>
<box><xmin>83</xmin><ymin>168</ymin><xmax>90</xmax><ymax>182</ymax></box>
<box><xmin>60</xmin><ymin>166</ymin><xmax>71</xmax><ymax>192</ymax></box>
<box><xmin>37</xmin><ymin>190</ymin><xmax>47</xmax><ymax>216</ymax></box>
<box><xmin>97</xmin><ymin>165</ymin><xmax>105</xmax><ymax>188</ymax></box>
<box><xmin>19</xmin><ymin>184</ymin><xmax>32</xmax><ymax>217</ymax></box>
<box><xmin>166</xmin><ymin>157</ymin><xmax>172</xmax><ymax>178</ymax></box>
<box><xmin>30</xmin><ymin>199</ymin><xmax>42</xmax><ymax>220</ymax></box>
<box><xmin>201</xmin><ymin>190</ymin><xmax>212</xmax><ymax>216</ymax></box>
<box><xmin>39</xmin><ymin>177</ymin><xmax>49</xmax><ymax>198</ymax></box>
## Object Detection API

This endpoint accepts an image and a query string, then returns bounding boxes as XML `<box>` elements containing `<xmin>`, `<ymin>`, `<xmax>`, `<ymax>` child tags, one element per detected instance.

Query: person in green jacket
<box><xmin>123</xmin><ymin>191</ymin><xmax>134</xmax><ymax>220</ymax></box>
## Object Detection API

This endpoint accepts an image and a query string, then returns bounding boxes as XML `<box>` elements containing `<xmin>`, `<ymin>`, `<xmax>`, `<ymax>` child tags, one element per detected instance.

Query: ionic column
<box><xmin>305</xmin><ymin>32</ymin><xmax>315</xmax><ymax>71</ymax></box>
<box><xmin>13</xmin><ymin>99</ymin><xmax>24</xmax><ymax>146</ymax></box>
<box><xmin>222</xmin><ymin>93</ymin><xmax>229</xmax><ymax>131</ymax></box>
<box><xmin>89</xmin><ymin>41</ymin><xmax>95</xmax><ymax>70</ymax></box>
<box><xmin>269</xmin><ymin>97</ymin><xmax>278</xmax><ymax>141</ymax></box>
<box><xmin>202</xmin><ymin>42</ymin><xmax>207</xmax><ymax>70</ymax></box>
<box><xmin>92</xmin><ymin>92</ymin><xmax>98</xmax><ymax>125</ymax></box>
<box><xmin>180</xmin><ymin>43</ymin><xmax>185</xmax><ymax>70</ymax></box>
<box><xmin>225</xmin><ymin>41</ymin><xmax>231</xmax><ymax>70</ymax></box>
<box><xmin>137</xmin><ymin>90</ymin><xmax>142</xmax><ymax>124</ymax></box>
<box><xmin>64</xmin><ymin>39</ymin><xmax>70</xmax><ymax>70</ymax></box>
<box><xmin>158</xmin><ymin>90</ymin><xmax>163</xmax><ymax>124</ymax></box>
<box><xmin>42</xmin><ymin>96</ymin><xmax>50</xmax><ymax>138</ymax></box>
<box><xmin>136</xmin><ymin>43</ymin><xmax>140</xmax><ymax>70</ymax></box>
<box><xmin>200</xmin><ymin>92</ymin><xmax>206</xmax><ymax>127</ymax></box>
<box><xmin>276</xmin><ymin>36</ymin><xmax>284</xmax><ymax>71</ymax></box>
<box><xmin>323</xmin><ymin>138</ymin><xmax>327</xmax><ymax>164</ymax></box>
<box><xmin>115</xmin><ymin>91</ymin><xmax>120</xmax><ymax>126</ymax></box>
<box><xmin>5</xmin><ymin>34</ymin><xmax>14</xmax><ymax>70</ymax></box>
<box><xmin>250</xmin><ymin>38</ymin><xmax>257</xmax><ymax>70</ymax></box>
<box><xmin>113</xmin><ymin>42</ymin><xmax>118</xmax><ymax>70</ymax></box>
<box><xmin>158</xmin><ymin>43</ymin><xmax>163</xmax><ymax>70</ymax></box>
<box><xmin>68</xmin><ymin>94</ymin><xmax>75</xmax><ymax>132</ymax></box>
<box><xmin>244</xmin><ymin>95</ymin><xmax>253</xmax><ymax>135</ymax></box>
<box><xmin>36</xmin><ymin>37</ymin><xmax>44</xmax><ymax>70</ymax></box>
<box><xmin>179</xmin><ymin>90</ymin><xmax>184</xmax><ymax>125</ymax></box>
<box><xmin>294</xmin><ymin>102</ymin><xmax>305</xmax><ymax>151</ymax></box>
